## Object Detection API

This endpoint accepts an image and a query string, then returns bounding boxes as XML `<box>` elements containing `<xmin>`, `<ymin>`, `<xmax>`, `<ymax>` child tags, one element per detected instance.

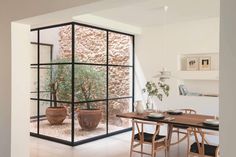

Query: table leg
<box><xmin>167</xmin><ymin>124</ymin><xmax>173</xmax><ymax>151</ymax></box>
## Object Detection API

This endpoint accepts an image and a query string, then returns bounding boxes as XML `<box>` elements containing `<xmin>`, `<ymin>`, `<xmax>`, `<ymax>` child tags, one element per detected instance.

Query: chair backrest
<box><xmin>132</xmin><ymin>120</ymin><xmax>161</xmax><ymax>141</ymax></box>
<box><xmin>187</xmin><ymin>128</ymin><xmax>219</xmax><ymax>157</ymax></box>
<box><xmin>180</xmin><ymin>109</ymin><xmax>197</xmax><ymax>114</ymax></box>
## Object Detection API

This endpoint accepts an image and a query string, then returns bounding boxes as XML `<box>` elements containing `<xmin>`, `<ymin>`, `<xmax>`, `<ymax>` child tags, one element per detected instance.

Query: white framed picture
<box><xmin>186</xmin><ymin>57</ymin><xmax>198</xmax><ymax>71</ymax></box>
<box><xmin>199</xmin><ymin>56</ymin><xmax>211</xmax><ymax>71</ymax></box>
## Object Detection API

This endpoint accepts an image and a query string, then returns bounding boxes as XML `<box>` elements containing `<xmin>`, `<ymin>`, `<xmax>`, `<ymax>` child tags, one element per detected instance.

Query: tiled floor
<box><xmin>30</xmin><ymin>131</ymin><xmax>190</xmax><ymax>157</ymax></box>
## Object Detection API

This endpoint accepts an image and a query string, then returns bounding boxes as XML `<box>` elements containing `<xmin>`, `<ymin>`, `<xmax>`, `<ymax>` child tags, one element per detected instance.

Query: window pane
<box><xmin>38</xmin><ymin>101</ymin><xmax>72</xmax><ymax>141</ymax></box>
<box><xmin>39</xmin><ymin>65</ymin><xmax>72</xmax><ymax>102</ymax></box>
<box><xmin>30</xmin><ymin>31</ymin><xmax>38</xmax><ymax>64</ymax></box>
<box><xmin>109</xmin><ymin>66</ymin><xmax>132</xmax><ymax>98</ymax></box>
<box><xmin>30</xmin><ymin>67</ymin><xmax>37</xmax><ymax>99</ymax></box>
<box><xmin>109</xmin><ymin>32</ymin><xmax>133</xmax><ymax>65</ymax></box>
<box><xmin>40</xmin><ymin>25</ymin><xmax>72</xmax><ymax>63</ymax></box>
<box><xmin>74</xmin><ymin>101</ymin><xmax>107</xmax><ymax>141</ymax></box>
<box><xmin>75</xmin><ymin>25</ymin><xmax>107</xmax><ymax>64</ymax></box>
<box><xmin>30</xmin><ymin>23</ymin><xmax>134</xmax><ymax>145</ymax></box>
<box><xmin>74</xmin><ymin>65</ymin><xmax>106</xmax><ymax>102</ymax></box>
<box><xmin>30</xmin><ymin>100</ymin><xmax>38</xmax><ymax>134</ymax></box>
<box><xmin>108</xmin><ymin>98</ymin><xmax>132</xmax><ymax>133</ymax></box>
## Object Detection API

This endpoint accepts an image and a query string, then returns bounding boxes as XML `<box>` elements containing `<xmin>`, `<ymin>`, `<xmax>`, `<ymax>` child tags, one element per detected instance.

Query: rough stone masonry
<box><xmin>58</xmin><ymin>25</ymin><xmax>133</xmax><ymax>127</ymax></box>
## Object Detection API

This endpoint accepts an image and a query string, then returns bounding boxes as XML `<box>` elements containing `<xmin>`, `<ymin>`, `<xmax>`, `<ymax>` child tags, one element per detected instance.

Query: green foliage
<box><xmin>44</xmin><ymin>58</ymin><xmax>71</xmax><ymax>107</ymax></box>
<box><xmin>43</xmin><ymin>58</ymin><xmax>105</xmax><ymax>109</ymax></box>
<box><xmin>142</xmin><ymin>81</ymin><xmax>170</xmax><ymax>101</ymax></box>
<box><xmin>52</xmin><ymin>67</ymin><xmax>72</xmax><ymax>102</ymax></box>
<box><xmin>74</xmin><ymin>65</ymin><xmax>105</xmax><ymax>110</ymax></box>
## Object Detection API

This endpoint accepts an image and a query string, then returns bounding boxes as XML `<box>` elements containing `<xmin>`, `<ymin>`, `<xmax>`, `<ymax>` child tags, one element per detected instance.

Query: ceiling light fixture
<box><xmin>153</xmin><ymin>68</ymin><xmax>171</xmax><ymax>82</ymax></box>
<box><xmin>149</xmin><ymin>5</ymin><xmax>169</xmax><ymax>12</ymax></box>
<box><xmin>164</xmin><ymin>5</ymin><xmax>169</xmax><ymax>12</ymax></box>
<box><xmin>153</xmin><ymin>5</ymin><xmax>171</xmax><ymax>82</ymax></box>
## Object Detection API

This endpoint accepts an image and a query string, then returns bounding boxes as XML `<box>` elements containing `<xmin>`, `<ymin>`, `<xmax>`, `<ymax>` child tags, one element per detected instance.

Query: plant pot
<box><xmin>46</xmin><ymin>107</ymin><xmax>67</xmax><ymax>125</ymax></box>
<box><xmin>77</xmin><ymin>109</ymin><xmax>102</xmax><ymax>130</ymax></box>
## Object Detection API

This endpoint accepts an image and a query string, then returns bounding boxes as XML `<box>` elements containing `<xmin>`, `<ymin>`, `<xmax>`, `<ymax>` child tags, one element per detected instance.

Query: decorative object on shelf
<box><xmin>186</xmin><ymin>57</ymin><xmax>199</xmax><ymax>71</ymax></box>
<box><xmin>142</xmin><ymin>81</ymin><xmax>170</xmax><ymax>110</ymax></box>
<box><xmin>199</xmin><ymin>56</ymin><xmax>211</xmax><ymax>71</ymax></box>
<box><xmin>153</xmin><ymin>68</ymin><xmax>171</xmax><ymax>82</ymax></box>
<box><xmin>135</xmin><ymin>100</ymin><xmax>144</xmax><ymax>114</ymax></box>
<box><xmin>179</xmin><ymin>53</ymin><xmax>218</xmax><ymax>71</ymax></box>
<box><xmin>178</xmin><ymin>53</ymin><xmax>219</xmax><ymax>97</ymax></box>
<box><xmin>179</xmin><ymin>84</ymin><xmax>202</xmax><ymax>96</ymax></box>
<box><xmin>177</xmin><ymin>84</ymin><xmax>220</xmax><ymax>97</ymax></box>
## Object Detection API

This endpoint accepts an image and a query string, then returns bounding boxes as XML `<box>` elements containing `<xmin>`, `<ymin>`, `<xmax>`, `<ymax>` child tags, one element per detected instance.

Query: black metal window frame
<box><xmin>30</xmin><ymin>22</ymin><xmax>135</xmax><ymax>146</ymax></box>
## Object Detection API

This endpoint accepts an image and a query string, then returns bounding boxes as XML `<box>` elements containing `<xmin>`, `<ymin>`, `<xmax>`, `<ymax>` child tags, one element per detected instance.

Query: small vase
<box><xmin>135</xmin><ymin>100</ymin><xmax>144</xmax><ymax>114</ymax></box>
<box><xmin>146</xmin><ymin>96</ymin><xmax>154</xmax><ymax>110</ymax></box>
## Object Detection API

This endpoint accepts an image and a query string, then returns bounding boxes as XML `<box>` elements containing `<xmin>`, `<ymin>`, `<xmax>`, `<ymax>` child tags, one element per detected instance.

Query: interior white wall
<box><xmin>1</xmin><ymin>0</ymin><xmax>102</xmax><ymax>157</ymax></box>
<box><xmin>220</xmin><ymin>0</ymin><xmax>236</xmax><ymax>156</ymax></box>
<box><xmin>11</xmin><ymin>23</ymin><xmax>31</xmax><ymax>157</ymax></box>
<box><xmin>135</xmin><ymin>56</ymin><xmax>147</xmax><ymax>101</ymax></box>
<box><xmin>136</xmin><ymin>17</ymin><xmax>219</xmax><ymax>116</ymax></box>
<box><xmin>1</xmin><ymin>0</ymin><xmax>236</xmax><ymax>156</ymax></box>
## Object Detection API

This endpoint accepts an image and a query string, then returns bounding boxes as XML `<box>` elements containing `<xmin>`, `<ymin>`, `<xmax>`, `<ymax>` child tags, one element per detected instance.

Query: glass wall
<box><xmin>30</xmin><ymin>22</ymin><xmax>134</xmax><ymax>146</ymax></box>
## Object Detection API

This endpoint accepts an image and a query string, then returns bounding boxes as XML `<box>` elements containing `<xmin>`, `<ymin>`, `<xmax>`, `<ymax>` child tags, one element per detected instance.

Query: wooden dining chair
<box><xmin>187</xmin><ymin>128</ymin><xmax>220</xmax><ymax>157</ymax></box>
<box><xmin>171</xmin><ymin>109</ymin><xmax>197</xmax><ymax>145</ymax></box>
<box><xmin>130</xmin><ymin>119</ymin><xmax>168</xmax><ymax>157</ymax></box>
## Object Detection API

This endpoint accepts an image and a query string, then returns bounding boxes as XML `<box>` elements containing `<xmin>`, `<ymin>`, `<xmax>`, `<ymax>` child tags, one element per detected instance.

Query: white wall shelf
<box><xmin>176</xmin><ymin>70</ymin><xmax>219</xmax><ymax>81</ymax></box>
<box><xmin>177</xmin><ymin>52</ymin><xmax>219</xmax><ymax>96</ymax></box>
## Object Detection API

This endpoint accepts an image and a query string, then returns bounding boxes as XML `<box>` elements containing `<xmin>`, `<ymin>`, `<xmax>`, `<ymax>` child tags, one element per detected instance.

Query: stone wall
<box><xmin>58</xmin><ymin>25</ymin><xmax>133</xmax><ymax>127</ymax></box>
<box><xmin>108</xmin><ymin>32</ymin><xmax>132</xmax><ymax>65</ymax></box>
<box><xmin>59</xmin><ymin>25</ymin><xmax>72</xmax><ymax>59</ymax></box>
<box><xmin>75</xmin><ymin>26</ymin><xmax>106</xmax><ymax>64</ymax></box>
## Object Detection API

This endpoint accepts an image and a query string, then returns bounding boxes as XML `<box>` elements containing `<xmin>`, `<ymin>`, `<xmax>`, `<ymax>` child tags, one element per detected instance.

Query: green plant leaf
<box><xmin>143</xmin><ymin>81</ymin><xmax>170</xmax><ymax>101</ymax></box>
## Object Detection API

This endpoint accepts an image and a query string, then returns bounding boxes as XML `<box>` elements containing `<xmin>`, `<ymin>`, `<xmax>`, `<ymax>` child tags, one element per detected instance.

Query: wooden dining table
<box><xmin>116</xmin><ymin>111</ymin><xmax>219</xmax><ymax>149</ymax></box>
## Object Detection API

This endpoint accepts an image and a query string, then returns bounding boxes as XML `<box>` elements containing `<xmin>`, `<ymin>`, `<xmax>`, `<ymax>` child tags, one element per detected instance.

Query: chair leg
<box><xmin>130</xmin><ymin>141</ymin><xmax>133</xmax><ymax>157</ymax></box>
<box><xmin>151</xmin><ymin>144</ymin><xmax>155</xmax><ymax>157</ymax></box>
<box><xmin>141</xmin><ymin>143</ymin><xmax>143</xmax><ymax>157</ymax></box>
<box><xmin>187</xmin><ymin>131</ymin><xmax>190</xmax><ymax>157</ymax></box>
<box><xmin>154</xmin><ymin>151</ymin><xmax>157</xmax><ymax>157</ymax></box>
<box><xmin>153</xmin><ymin>142</ymin><xmax>157</xmax><ymax>157</ymax></box>
<box><xmin>130</xmin><ymin>131</ymin><xmax>134</xmax><ymax>157</ymax></box>
<box><xmin>165</xmin><ymin>139</ymin><xmax>168</xmax><ymax>157</ymax></box>
<box><xmin>177</xmin><ymin>128</ymin><xmax>180</xmax><ymax>141</ymax></box>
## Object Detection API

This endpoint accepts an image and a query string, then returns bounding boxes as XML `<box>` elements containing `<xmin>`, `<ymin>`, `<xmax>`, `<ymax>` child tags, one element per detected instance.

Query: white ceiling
<box><xmin>91</xmin><ymin>0</ymin><xmax>220</xmax><ymax>27</ymax></box>
<box><xmin>22</xmin><ymin>0</ymin><xmax>220</xmax><ymax>29</ymax></box>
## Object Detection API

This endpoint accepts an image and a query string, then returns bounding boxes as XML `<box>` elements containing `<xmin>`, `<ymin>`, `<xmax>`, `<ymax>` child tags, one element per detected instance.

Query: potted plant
<box><xmin>142</xmin><ymin>81</ymin><xmax>170</xmax><ymax>110</ymax></box>
<box><xmin>75</xmin><ymin>65</ymin><xmax>105</xmax><ymax>130</ymax></box>
<box><xmin>45</xmin><ymin>60</ymin><xmax>71</xmax><ymax>125</ymax></box>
